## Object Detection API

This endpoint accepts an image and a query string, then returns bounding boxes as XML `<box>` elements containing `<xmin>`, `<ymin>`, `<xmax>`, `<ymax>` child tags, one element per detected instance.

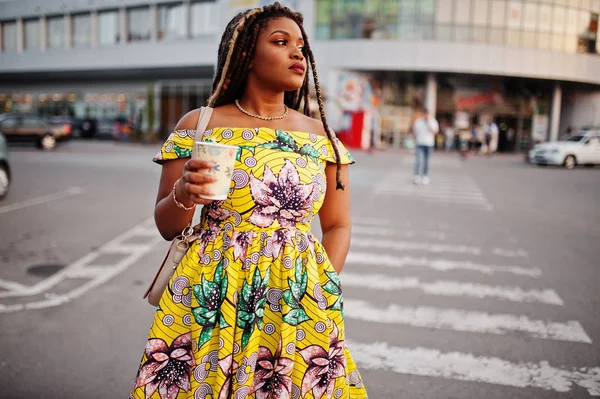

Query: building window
<box><xmin>552</xmin><ymin>6</ymin><xmax>566</xmax><ymax>34</ymax></box>
<box><xmin>505</xmin><ymin>30</ymin><xmax>521</xmax><ymax>46</ymax></box>
<box><xmin>538</xmin><ymin>5</ymin><xmax>552</xmax><ymax>33</ymax></box>
<box><xmin>420</xmin><ymin>0</ymin><xmax>435</xmax><ymax>23</ymax></box>
<box><xmin>72</xmin><ymin>13</ymin><xmax>91</xmax><ymax>47</ymax></box>
<box><xmin>98</xmin><ymin>10</ymin><xmax>119</xmax><ymax>46</ymax></box>
<box><xmin>47</xmin><ymin>16</ymin><xmax>65</xmax><ymax>49</ymax></box>
<box><xmin>472</xmin><ymin>0</ymin><xmax>489</xmax><ymax>26</ymax></box>
<box><xmin>523</xmin><ymin>3</ymin><xmax>537</xmax><ymax>31</ymax></box>
<box><xmin>24</xmin><ymin>19</ymin><xmax>40</xmax><ymax>51</ymax></box>
<box><xmin>538</xmin><ymin>32</ymin><xmax>551</xmax><ymax>50</ymax></box>
<box><xmin>158</xmin><ymin>2</ymin><xmax>185</xmax><ymax>40</ymax></box>
<box><xmin>454</xmin><ymin>25</ymin><xmax>471</xmax><ymax>42</ymax></box>
<box><xmin>490</xmin><ymin>0</ymin><xmax>506</xmax><ymax>28</ymax></box>
<box><xmin>435</xmin><ymin>24</ymin><xmax>453</xmax><ymax>40</ymax></box>
<box><xmin>127</xmin><ymin>7</ymin><xmax>151</xmax><ymax>42</ymax></box>
<box><xmin>507</xmin><ymin>1</ymin><xmax>523</xmax><ymax>30</ymax></box>
<box><xmin>472</xmin><ymin>27</ymin><xmax>488</xmax><ymax>43</ymax></box>
<box><xmin>489</xmin><ymin>28</ymin><xmax>504</xmax><ymax>45</ymax></box>
<box><xmin>551</xmin><ymin>34</ymin><xmax>564</xmax><ymax>52</ymax></box>
<box><xmin>399</xmin><ymin>0</ymin><xmax>418</xmax><ymax>21</ymax></box>
<box><xmin>1</xmin><ymin>21</ymin><xmax>17</xmax><ymax>52</ymax></box>
<box><xmin>522</xmin><ymin>31</ymin><xmax>536</xmax><ymax>47</ymax></box>
<box><xmin>454</xmin><ymin>0</ymin><xmax>471</xmax><ymax>25</ymax></box>
<box><xmin>190</xmin><ymin>1</ymin><xmax>218</xmax><ymax>37</ymax></box>
<box><xmin>435</xmin><ymin>0</ymin><xmax>453</xmax><ymax>24</ymax></box>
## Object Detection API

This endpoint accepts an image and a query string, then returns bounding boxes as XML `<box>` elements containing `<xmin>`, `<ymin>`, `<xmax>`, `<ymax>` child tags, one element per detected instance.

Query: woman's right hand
<box><xmin>176</xmin><ymin>159</ymin><xmax>218</xmax><ymax>206</ymax></box>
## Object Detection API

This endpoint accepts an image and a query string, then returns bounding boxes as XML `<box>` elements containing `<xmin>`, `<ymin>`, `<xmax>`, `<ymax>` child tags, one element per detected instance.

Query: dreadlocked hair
<box><xmin>207</xmin><ymin>2</ymin><xmax>345</xmax><ymax>190</ymax></box>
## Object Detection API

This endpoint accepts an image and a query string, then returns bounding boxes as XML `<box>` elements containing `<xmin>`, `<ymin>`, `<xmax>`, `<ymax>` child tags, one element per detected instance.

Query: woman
<box><xmin>131</xmin><ymin>3</ymin><xmax>368</xmax><ymax>399</ymax></box>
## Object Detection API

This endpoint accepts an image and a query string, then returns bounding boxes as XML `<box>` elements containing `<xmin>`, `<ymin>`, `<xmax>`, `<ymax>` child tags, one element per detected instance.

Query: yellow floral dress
<box><xmin>131</xmin><ymin>127</ymin><xmax>368</xmax><ymax>399</ymax></box>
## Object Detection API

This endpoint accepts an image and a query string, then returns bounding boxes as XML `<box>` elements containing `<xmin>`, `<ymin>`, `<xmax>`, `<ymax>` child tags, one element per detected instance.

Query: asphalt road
<box><xmin>0</xmin><ymin>140</ymin><xmax>599</xmax><ymax>399</ymax></box>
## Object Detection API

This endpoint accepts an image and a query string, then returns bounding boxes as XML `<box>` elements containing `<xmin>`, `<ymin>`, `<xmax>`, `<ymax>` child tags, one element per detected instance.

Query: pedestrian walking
<box><xmin>444</xmin><ymin>124</ymin><xmax>455</xmax><ymax>151</ymax></box>
<box><xmin>413</xmin><ymin>108</ymin><xmax>439</xmax><ymax>185</ymax></box>
<box><xmin>130</xmin><ymin>3</ymin><xmax>368</xmax><ymax>399</ymax></box>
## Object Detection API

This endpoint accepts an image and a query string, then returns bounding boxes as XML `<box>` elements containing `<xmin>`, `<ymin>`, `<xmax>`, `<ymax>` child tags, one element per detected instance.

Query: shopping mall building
<box><xmin>1</xmin><ymin>0</ymin><xmax>599</xmax><ymax>151</ymax></box>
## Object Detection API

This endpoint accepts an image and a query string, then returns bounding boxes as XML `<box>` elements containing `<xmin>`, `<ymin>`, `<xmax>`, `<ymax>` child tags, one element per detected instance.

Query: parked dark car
<box><xmin>0</xmin><ymin>113</ymin><xmax>71</xmax><ymax>150</ymax></box>
<box><xmin>0</xmin><ymin>131</ymin><xmax>10</xmax><ymax>199</ymax></box>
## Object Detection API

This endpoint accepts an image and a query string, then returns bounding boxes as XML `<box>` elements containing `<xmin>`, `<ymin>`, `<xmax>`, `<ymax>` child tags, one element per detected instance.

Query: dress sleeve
<box><xmin>321</xmin><ymin>137</ymin><xmax>356</xmax><ymax>165</ymax></box>
<box><xmin>152</xmin><ymin>129</ymin><xmax>197</xmax><ymax>164</ymax></box>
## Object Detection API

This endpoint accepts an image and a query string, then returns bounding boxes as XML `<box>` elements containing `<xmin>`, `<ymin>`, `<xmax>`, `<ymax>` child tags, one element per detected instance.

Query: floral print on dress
<box><xmin>250</xmin><ymin>339</ymin><xmax>294</xmax><ymax>399</ymax></box>
<box><xmin>249</xmin><ymin>159</ymin><xmax>314</xmax><ymax>229</ymax></box>
<box><xmin>299</xmin><ymin>323</ymin><xmax>346</xmax><ymax>399</ymax></box>
<box><xmin>192</xmin><ymin>261</ymin><xmax>229</xmax><ymax>349</ymax></box>
<box><xmin>134</xmin><ymin>127</ymin><xmax>367</xmax><ymax>399</ymax></box>
<box><xmin>135</xmin><ymin>333</ymin><xmax>195</xmax><ymax>399</ymax></box>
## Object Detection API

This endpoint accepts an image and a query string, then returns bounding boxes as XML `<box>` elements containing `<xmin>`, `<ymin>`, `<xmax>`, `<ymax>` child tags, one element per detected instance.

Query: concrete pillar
<box><xmin>150</xmin><ymin>3</ymin><xmax>158</xmax><ymax>41</ymax></box>
<box><xmin>16</xmin><ymin>18</ymin><xmax>23</xmax><ymax>53</ymax></box>
<box><xmin>550</xmin><ymin>82</ymin><xmax>562</xmax><ymax>142</ymax></box>
<box><xmin>91</xmin><ymin>11</ymin><xmax>98</xmax><ymax>47</ymax></box>
<box><xmin>425</xmin><ymin>72</ymin><xmax>437</xmax><ymax>117</ymax></box>
<box><xmin>40</xmin><ymin>16</ymin><xmax>47</xmax><ymax>52</ymax></box>
<box><xmin>183</xmin><ymin>0</ymin><xmax>191</xmax><ymax>39</ymax></box>
<box><xmin>119</xmin><ymin>7</ymin><xmax>127</xmax><ymax>44</ymax></box>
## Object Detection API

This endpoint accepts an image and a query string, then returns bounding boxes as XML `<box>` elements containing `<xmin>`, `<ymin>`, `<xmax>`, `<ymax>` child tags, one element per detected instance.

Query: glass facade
<box><xmin>47</xmin><ymin>16</ymin><xmax>65</xmax><ymax>50</ymax></box>
<box><xmin>315</xmin><ymin>0</ymin><xmax>600</xmax><ymax>55</ymax></box>
<box><xmin>98</xmin><ymin>10</ymin><xmax>120</xmax><ymax>46</ymax></box>
<box><xmin>190</xmin><ymin>1</ymin><xmax>219</xmax><ymax>37</ymax></box>
<box><xmin>127</xmin><ymin>7</ymin><xmax>151</xmax><ymax>42</ymax></box>
<box><xmin>23</xmin><ymin>19</ymin><xmax>40</xmax><ymax>51</ymax></box>
<box><xmin>1</xmin><ymin>21</ymin><xmax>17</xmax><ymax>52</ymax></box>
<box><xmin>158</xmin><ymin>2</ymin><xmax>185</xmax><ymax>40</ymax></box>
<box><xmin>72</xmin><ymin>13</ymin><xmax>91</xmax><ymax>47</ymax></box>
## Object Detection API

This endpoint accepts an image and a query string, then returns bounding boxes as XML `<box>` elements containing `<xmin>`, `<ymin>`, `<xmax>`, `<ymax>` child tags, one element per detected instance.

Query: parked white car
<box><xmin>529</xmin><ymin>130</ymin><xmax>600</xmax><ymax>169</ymax></box>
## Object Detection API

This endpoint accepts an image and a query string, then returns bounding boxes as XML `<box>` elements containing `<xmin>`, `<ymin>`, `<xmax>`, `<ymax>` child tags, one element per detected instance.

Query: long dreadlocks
<box><xmin>206</xmin><ymin>2</ymin><xmax>346</xmax><ymax>190</ymax></box>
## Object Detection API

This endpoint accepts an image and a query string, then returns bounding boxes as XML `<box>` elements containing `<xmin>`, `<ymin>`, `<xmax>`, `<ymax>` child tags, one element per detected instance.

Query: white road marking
<box><xmin>348</xmin><ymin>341</ymin><xmax>600</xmax><ymax>396</ymax></box>
<box><xmin>352</xmin><ymin>225</ymin><xmax>447</xmax><ymax>240</ymax></box>
<box><xmin>493</xmin><ymin>248</ymin><xmax>529</xmax><ymax>258</ymax></box>
<box><xmin>346</xmin><ymin>252</ymin><xmax>542</xmax><ymax>277</ymax></box>
<box><xmin>0</xmin><ymin>218</ymin><xmax>164</xmax><ymax>312</ymax></box>
<box><xmin>0</xmin><ymin>186</ymin><xmax>83</xmax><ymax>215</ymax></box>
<box><xmin>341</xmin><ymin>272</ymin><xmax>563</xmax><ymax>305</ymax></box>
<box><xmin>345</xmin><ymin>299</ymin><xmax>592</xmax><ymax>343</ymax></box>
<box><xmin>375</xmin><ymin>167</ymin><xmax>493</xmax><ymax>210</ymax></box>
<box><xmin>0</xmin><ymin>279</ymin><xmax>29</xmax><ymax>292</ymax></box>
<box><xmin>352</xmin><ymin>217</ymin><xmax>451</xmax><ymax>230</ymax></box>
<box><xmin>351</xmin><ymin>238</ymin><xmax>481</xmax><ymax>255</ymax></box>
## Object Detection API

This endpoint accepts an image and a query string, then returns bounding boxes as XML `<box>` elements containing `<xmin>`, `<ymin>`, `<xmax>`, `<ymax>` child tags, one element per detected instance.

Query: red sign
<box><xmin>455</xmin><ymin>92</ymin><xmax>501</xmax><ymax>110</ymax></box>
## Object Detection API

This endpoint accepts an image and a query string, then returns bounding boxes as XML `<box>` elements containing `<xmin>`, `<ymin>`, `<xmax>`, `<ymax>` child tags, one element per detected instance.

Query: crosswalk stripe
<box><xmin>351</xmin><ymin>238</ymin><xmax>481</xmax><ymax>255</ymax></box>
<box><xmin>352</xmin><ymin>225</ymin><xmax>448</xmax><ymax>240</ymax></box>
<box><xmin>346</xmin><ymin>252</ymin><xmax>542</xmax><ymax>277</ymax></box>
<box><xmin>347</xmin><ymin>341</ymin><xmax>600</xmax><ymax>396</ymax></box>
<box><xmin>344</xmin><ymin>299</ymin><xmax>592</xmax><ymax>343</ymax></box>
<box><xmin>341</xmin><ymin>272</ymin><xmax>564</xmax><ymax>305</ymax></box>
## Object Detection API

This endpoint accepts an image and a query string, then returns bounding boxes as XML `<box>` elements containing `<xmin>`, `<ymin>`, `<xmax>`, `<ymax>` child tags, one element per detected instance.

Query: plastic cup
<box><xmin>192</xmin><ymin>141</ymin><xmax>238</xmax><ymax>200</ymax></box>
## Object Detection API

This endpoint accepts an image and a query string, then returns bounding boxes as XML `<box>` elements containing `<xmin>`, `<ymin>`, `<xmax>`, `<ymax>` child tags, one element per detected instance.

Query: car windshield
<box><xmin>565</xmin><ymin>135</ymin><xmax>586</xmax><ymax>142</ymax></box>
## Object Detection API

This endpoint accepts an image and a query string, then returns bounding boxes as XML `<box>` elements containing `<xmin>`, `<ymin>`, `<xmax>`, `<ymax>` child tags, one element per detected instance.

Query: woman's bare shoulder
<box><xmin>174</xmin><ymin>105</ymin><xmax>238</xmax><ymax>131</ymax></box>
<box><xmin>290</xmin><ymin>110</ymin><xmax>328</xmax><ymax>137</ymax></box>
<box><xmin>174</xmin><ymin>109</ymin><xmax>201</xmax><ymax>130</ymax></box>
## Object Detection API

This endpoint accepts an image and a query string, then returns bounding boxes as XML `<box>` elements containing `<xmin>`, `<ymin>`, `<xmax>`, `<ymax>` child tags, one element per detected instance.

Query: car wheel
<box><xmin>39</xmin><ymin>134</ymin><xmax>57</xmax><ymax>151</ymax></box>
<box><xmin>584</xmin><ymin>164</ymin><xmax>595</xmax><ymax>168</ymax></box>
<box><xmin>564</xmin><ymin>155</ymin><xmax>576</xmax><ymax>169</ymax></box>
<box><xmin>0</xmin><ymin>164</ymin><xmax>10</xmax><ymax>199</ymax></box>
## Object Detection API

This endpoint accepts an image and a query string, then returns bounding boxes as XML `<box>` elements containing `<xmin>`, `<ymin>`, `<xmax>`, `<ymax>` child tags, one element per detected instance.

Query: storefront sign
<box><xmin>455</xmin><ymin>91</ymin><xmax>501</xmax><ymax>110</ymax></box>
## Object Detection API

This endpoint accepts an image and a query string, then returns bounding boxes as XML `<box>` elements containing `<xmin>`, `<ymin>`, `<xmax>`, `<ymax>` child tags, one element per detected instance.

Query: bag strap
<box><xmin>188</xmin><ymin>106</ymin><xmax>214</xmax><ymax>229</ymax></box>
<box><xmin>196</xmin><ymin>106</ymin><xmax>214</xmax><ymax>134</ymax></box>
